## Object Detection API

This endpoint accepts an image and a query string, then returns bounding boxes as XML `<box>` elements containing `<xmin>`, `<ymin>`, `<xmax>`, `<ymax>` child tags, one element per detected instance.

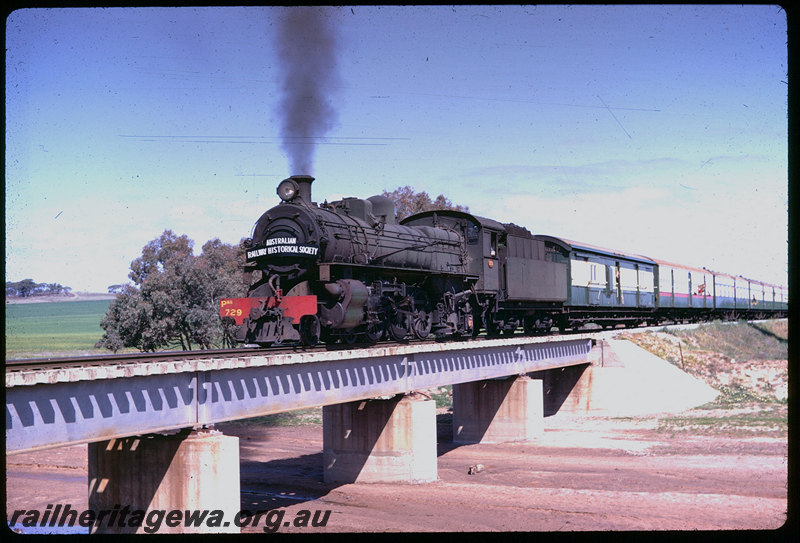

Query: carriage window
<box><xmin>466</xmin><ymin>223</ymin><xmax>480</xmax><ymax>244</ymax></box>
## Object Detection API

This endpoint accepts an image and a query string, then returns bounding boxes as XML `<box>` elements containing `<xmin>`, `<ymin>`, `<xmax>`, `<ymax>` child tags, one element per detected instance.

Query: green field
<box><xmin>5</xmin><ymin>300</ymin><xmax>112</xmax><ymax>359</ymax></box>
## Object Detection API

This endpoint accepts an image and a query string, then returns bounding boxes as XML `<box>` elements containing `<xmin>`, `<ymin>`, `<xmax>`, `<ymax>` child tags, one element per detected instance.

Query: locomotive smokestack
<box><xmin>292</xmin><ymin>174</ymin><xmax>314</xmax><ymax>203</ymax></box>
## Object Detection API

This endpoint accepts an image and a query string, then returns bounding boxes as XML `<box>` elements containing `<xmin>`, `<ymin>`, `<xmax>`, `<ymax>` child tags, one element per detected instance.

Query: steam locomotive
<box><xmin>220</xmin><ymin>175</ymin><xmax>788</xmax><ymax>346</ymax></box>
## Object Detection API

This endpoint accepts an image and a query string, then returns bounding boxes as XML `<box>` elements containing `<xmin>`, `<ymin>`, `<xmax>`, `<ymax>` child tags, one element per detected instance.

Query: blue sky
<box><xmin>5</xmin><ymin>5</ymin><xmax>788</xmax><ymax>292</ymax></box>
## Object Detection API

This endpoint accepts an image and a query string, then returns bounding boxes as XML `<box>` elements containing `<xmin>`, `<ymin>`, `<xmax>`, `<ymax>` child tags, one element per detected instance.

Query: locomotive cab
<box><xmin>400</xmin><ymin>209</ymin><xmax>504</xmax><ymax>292</ymax></box>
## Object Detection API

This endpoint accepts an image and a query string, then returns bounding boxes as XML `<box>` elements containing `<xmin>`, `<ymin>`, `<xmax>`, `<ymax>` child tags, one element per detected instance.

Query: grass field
<box><xmin>5</xmin><ymin>299</ymin><xmax>111</xmax><ymax>359</ymax></box>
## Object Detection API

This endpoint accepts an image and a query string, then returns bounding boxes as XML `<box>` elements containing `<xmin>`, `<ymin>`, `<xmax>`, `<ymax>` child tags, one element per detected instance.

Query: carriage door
<box><xmin>671</xmin><ymin>268</ymin><xmax>675</xmax><ymax>306</ymax></box>
<box><xmin>615</xmin><ymin>262</ymin><xmax>622</xmax><ymax>304</ymax></box>
<box><xmin>712</xmin><ymin>275</ymin><xmax>717</xmax><ymax>309</ymax></box>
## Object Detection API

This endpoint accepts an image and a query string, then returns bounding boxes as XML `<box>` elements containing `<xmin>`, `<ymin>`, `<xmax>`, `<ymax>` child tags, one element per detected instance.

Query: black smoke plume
<box><xmin>273</xmin><ymin>7</ymin><xmax>341</xmax><ymax>175</ymax></box>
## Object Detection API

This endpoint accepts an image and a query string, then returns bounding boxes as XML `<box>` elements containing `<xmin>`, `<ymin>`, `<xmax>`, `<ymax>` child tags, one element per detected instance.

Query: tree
<box><xmin>6</xmin><ymin>279</ymin><xmax>70</xmax><ymax>297</ymax></box>
<box><xmin>6</xmin><ymin>279</ymin><xmax>37</xmax><ymax>297</ymax></box>
<box><xmin>381</xmin><ymin>186</ymin><xmax>470</xmax><ymax>221</ymax></box>
<box><xmin>96</xmin><ymin>230</ymin><xmax>249</xmax><ymax>352</ymax></box>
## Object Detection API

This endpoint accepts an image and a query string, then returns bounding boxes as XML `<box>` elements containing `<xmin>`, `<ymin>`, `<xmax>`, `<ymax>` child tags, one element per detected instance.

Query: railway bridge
<box><xmin>6</xmin><ymin>335</ymin><xmax>595</xmax><ymax>533</ymax></box>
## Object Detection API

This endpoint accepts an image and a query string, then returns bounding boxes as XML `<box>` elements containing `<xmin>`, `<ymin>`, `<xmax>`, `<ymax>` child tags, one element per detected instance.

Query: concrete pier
<box><xmin>452</xmin><ymin>375</ymin><xmax>544</xmax><ymax>444</ymax></box>
<box><xmin>323</xmin><ymin>394</ymin><xmax>437</xmax><ymax>484</ymax></box>
<box><xmin>88</xmin><ymin>429</ymin><xmax>240</xmax><ymax>534</ymax></box>
<box><xmin>529</xmin><ymin>363</ymin><xmax>593</xmax><ymax>416</ymax></box>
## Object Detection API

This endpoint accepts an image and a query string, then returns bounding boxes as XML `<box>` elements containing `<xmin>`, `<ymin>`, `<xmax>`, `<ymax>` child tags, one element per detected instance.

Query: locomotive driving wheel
<box><xmin>299</xmin><ymin>315</ymin><xmax>320</xmax><ymax>347</ymax></box>
<box><xmin>364</xmin><ymin>320</ymin><xmax>384</xmax><ymax>343</ymax></box>
<box><xmin>410</xmin><ymin>289</ymin><xmax>432</xmax><ymax>339</ymax></box>
<box><xmin>342</xmin><ymin>329</ymin><xmax>359</xmax><ymax>344</ymax></box>
<box><xmin>411</xmin><ymin>309</ymin><xmax>431</xmax><ymax>339</ymax></box>
<box><xmin>387</xmin><ymin>308</ymin><xmax>410</xmax><ymax>341</ymax></box>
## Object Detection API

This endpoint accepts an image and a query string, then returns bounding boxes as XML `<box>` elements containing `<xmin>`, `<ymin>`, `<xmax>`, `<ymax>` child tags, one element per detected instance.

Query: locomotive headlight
<box><xmin>277</xmin><ymin>179</ymin><xmax>300</xmax><ymax>202</ymax></box>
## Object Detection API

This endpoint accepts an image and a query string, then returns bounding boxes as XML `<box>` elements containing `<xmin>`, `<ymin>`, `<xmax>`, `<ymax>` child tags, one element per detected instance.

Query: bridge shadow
<box><xmin>529</xmin><ymin>364</ymin><xmax>591</xmax><ymax>417</ymax></box>
<box><xmin>239</xmin><ymin>453</ymin><xmax>345</xmax><ymax>511</ymax></box>
<box><xmin>746</xmin><ymin>321</ymin><xmax>788</xmax><ymax>344</ymax></box>
<box><xmin>435</xmin><ymin>412</ymin><xmax>461</xmax><ymax>455</ymax></box>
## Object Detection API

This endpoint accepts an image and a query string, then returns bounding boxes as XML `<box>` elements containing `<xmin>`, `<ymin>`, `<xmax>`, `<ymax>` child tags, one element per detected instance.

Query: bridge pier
<box><xmin>87</xmin><ymin>428</ymin><xmax>240</xmax><ymax>534</ymax></box>
<box><xmin>529</xmin><ymin>363</ymin><xmax>593</xmax><ymax>416</ymax></box>
<box><xmin>452</xmin><ymin>375</ymin><xmax>544</xmax><ymax>444</ymax></box>
<box><xmin>322</xmin><ymin>394</ymin><xmax>437</xmax><ymax>484</ymax></box>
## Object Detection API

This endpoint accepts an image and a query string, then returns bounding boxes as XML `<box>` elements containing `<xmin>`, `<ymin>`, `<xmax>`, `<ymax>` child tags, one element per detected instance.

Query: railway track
<box><xmin>4</xmin><ymin>330</ymin><xmax>578</xmax><ymax>372</ymax></box>
<box><xmin>4</xmin><ymin>319</ymin><xmax>756</xmax><ymax>373</ymax></box>
<box><xmin>4</xmin><ymin>346</ymin><xmax>288</xmax><ymax>373</ymax></box>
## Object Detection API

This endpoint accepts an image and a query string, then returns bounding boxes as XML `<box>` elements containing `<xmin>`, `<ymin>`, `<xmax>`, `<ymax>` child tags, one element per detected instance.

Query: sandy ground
<box><xmin>6</xmin><ymin>409</ymin><xmax>788</xmax><ymax>533</ymax></box>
